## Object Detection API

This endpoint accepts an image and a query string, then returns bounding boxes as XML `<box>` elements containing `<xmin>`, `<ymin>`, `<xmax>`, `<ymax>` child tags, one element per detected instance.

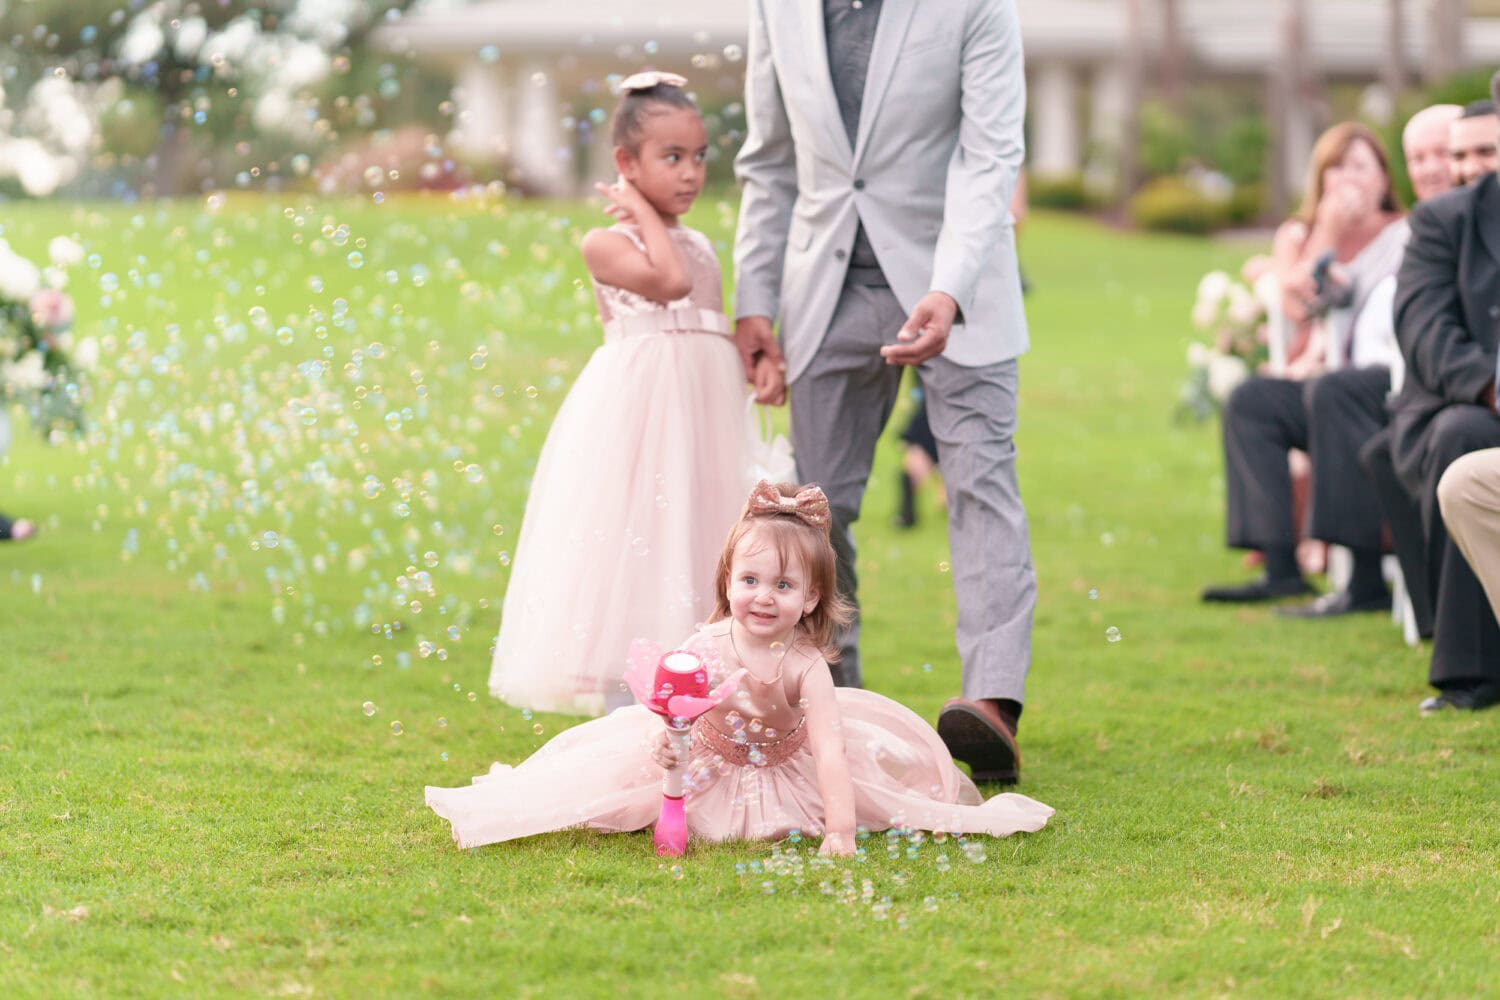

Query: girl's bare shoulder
<box><xmin>580</xmin><ymin>226</ymin><xmax>640</xmax><ymax>263</ymax></box>
<box><xmin>688</xmin><ymin>619</ymin><xmax>733</xmax><ymax>665</ymax></box>
<box><xmin>781</xmin><ymin>640</ymin><xmax>829</xmax><ymax>698</ymax></box>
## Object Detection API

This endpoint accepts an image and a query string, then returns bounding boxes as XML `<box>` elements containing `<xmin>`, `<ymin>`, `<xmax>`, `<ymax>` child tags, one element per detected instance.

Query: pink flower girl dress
<box><xmin>487</xmin><ymin>224</ymin><xmax>752</xmax><ymax>716</ymax></box>
<box><xmin>430</xmin><ymin>625</ymin><xmax>1054</xmax><ymax>850</ymax></box>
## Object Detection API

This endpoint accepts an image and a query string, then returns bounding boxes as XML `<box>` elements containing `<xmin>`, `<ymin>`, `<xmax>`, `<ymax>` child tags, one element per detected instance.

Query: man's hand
<box><xmin>735</xmin><ymin>314</ymin><xmax>784</xmax><ymax>384</ymax></box>
<box><xmin>752</xmin><ymin>353</ymin><xmax>787</xmax><ymax>405</ymax></box>
<box><xmin>880</xmin><ymin>291</ymin><xmax>958</xmax><ymax>366</ymax></box>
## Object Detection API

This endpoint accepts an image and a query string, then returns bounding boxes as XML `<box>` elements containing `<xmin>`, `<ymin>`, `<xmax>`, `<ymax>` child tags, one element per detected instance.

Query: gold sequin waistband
<box><xmin>691</xmin><ymin>717</ymin><xmax>807</xmax><ymax>767</ymax></box>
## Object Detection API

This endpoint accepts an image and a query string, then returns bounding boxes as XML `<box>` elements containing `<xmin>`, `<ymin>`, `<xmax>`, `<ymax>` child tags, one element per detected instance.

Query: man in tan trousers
<box><xmin>1438</xmin><ymin>447</ymin><xmax>1500</xmax><ymax>635</ymax></box>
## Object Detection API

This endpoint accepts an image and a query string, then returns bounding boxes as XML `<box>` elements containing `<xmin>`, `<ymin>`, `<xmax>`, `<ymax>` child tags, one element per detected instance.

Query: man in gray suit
<box><xmin>732</xmin><ymin>0</ymin><xmax>1034</xmax><ymax>782</ymax></box>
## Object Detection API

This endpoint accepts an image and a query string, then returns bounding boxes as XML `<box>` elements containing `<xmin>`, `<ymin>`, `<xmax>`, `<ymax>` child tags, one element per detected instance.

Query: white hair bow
<box><xmin>618</xmin><ymin>71</ymin><xmax>688</xmax><ymax>94</ymax></box>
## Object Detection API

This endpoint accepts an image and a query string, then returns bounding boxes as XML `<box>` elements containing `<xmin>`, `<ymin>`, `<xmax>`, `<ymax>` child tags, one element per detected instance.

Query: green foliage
<box><xmin>1212</xmin><ymin>115</ymin><xmax>1270</xmax><ymax>186</ymax></box>
<box><xmin>96</xmin><ymin>91</ymin><xmax>165</xmax><ymax>161</ymax></box>
<box><xmin>1029</xmin><ymin>172</ymin><xmax>1092</xmax><ymax>211</ymax></box>
<box><xmin>1116</xmin><ymin>89</ymin><xmax>1267</xmax><ymax>214</ymax></box>
<box><xmin>1138</xmin><ymin>99</ymin><xmax>1196</xmax><ymax>179</ymax></box>
<box><xmin>1225</xmin><ymin>182</ymin><xmax>1266</xmax><ymax>225</ymax></box>
<box><xmin>1384</xmin><ymin>120</ymin><xmax>1416</xmax><ymax>210</ymax></box>
<box><xmin>1128</xmin><ymin>175</ymin><xmax>1232</xmax><ymax>234</ymax></box>
<box><xmin>1418</xmin><ymin>67</ymin><xmax>1497</xmax><ymax>110</ymax></box>
<box><xmin>2</xmin><ymin>202</ymin><xmax>1497</xmax><ymax>995</ymax></box>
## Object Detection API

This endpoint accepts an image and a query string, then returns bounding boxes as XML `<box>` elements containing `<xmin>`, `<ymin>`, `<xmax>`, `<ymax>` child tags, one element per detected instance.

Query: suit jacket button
<box><xmin>1490</xmin><ymin>305</ymin><xmax>1499</xmax><ymax>318</ymax></box>
<box><xmin>835</xmin><ymin>249</ymin><xmax>847</xmax><ymax>261</ymax></box>
<box><xmin>853</xmin><ymin>179</ymin><xmax>865</xmax><ymax>191</ymax></box>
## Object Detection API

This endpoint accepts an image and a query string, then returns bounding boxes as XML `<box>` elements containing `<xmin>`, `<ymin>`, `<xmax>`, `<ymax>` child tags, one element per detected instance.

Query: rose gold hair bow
<box><xmin>618</xmin><ymin>71</ymin><xmax>688</xmax><ymax>94</ymax></box>
<box><xmin>745</xmin><ymin>480</ymin><xmax>831</xmax><ymax>528</ymax></box>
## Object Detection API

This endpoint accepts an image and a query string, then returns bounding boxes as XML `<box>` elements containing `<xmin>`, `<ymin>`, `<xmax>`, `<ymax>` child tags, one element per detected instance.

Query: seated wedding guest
<box><xmin>1268</xmin><ymin>104</ymin><xmax>1462</xmax><ymax>618</ymax></box>
<box><xmin>1448</xmin><ymin>99</ymin><xmax>1500</xmax><ymax>186</ymax></box>
<box><xmin>1389</xmin><ymin>71</ymin><xmax>1500</xmax><ymax>713</ymax></box>
<box><xmin>1437</xmin><ymin>447</ymin><xmax>1500</xmax><ymax>710</ymax></box>
<box><xmin>1406</xmin><ymin>104</ymin><xmax>1467</xmax><ymax>201</ymax></box>
<box><xmin>1203</xmin><ymin>122</ymin><xmax>1407</xmax><ymax>603</ymax></box>
<box><xmin>1359</xmin><ymin>101</ymin><xmax>1479</xmax><ymax>636</ymax></box>
<box><xmin>1230</xmin><ymin>107</ymin><xmax>1460</xmax><ymax>590</ymax></box>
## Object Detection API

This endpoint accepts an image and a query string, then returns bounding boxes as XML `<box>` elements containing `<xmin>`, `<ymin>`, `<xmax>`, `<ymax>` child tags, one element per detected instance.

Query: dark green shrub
<box><xmin>1226</xmin><ymin>183</ymin><xmax>1266</xmax><ymax>225</ymax></box>
<box><xmin>1127</xmin><ymin>176</ymin><xmax>1232</xmax><ymax>234</ymax></box>
<box><xmin>1029</xmin><ymin>172</ymin><xmax>1090</xmax><ymax>210</ymax></box>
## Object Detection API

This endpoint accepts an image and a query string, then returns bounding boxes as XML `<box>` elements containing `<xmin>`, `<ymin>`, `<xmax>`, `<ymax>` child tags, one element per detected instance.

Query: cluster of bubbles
<box><xmin>5</xmin><ymin>33</ymin><xmax>761</xmax><ymax>662</ymax></box>
<box><xmin>713</xmin><ymin>823</ymin><xmax>987</xmax><ymax>928</ymax></box>
<box><xmin>721</xmin><ymin>710</ymin><xmax>778</xmax><ymax>748</ymax></box>
<box><xmin>361</xmin><ymin>695</ymin><xmax>461</xmax><ymax>759</ymax></box>
<box><xmin>8</xmin><ymin>570</ymin><xmax>46</xmax><ymax>594</ymax></box>
<box><xmin>2</xmin><ymin>42</ymin><xmax>995</xmax><ymax>784</ymax></box>
<box><xmin>5</xmin><ymin>190</ymin><xmax>653</xmax><ymax>722</ymax></box>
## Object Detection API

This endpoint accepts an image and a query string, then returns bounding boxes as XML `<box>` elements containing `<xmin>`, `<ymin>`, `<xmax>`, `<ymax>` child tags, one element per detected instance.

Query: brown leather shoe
<box><xmin>937</xmin><ymin>698</ymin><xmax>1020</xmax><ymax>784</ymax></box>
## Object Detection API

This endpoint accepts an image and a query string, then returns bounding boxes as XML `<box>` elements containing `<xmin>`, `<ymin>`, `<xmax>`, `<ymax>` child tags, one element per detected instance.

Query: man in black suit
<box><xmin>1389</xmin><ymin>72</ymin><xmax>1500</xmax><ymax>712</ymax></box>
<box><xmin>1361</xmin><ymin>98</ymin><xmax>1500</xmax><ymax>638</ymax></box>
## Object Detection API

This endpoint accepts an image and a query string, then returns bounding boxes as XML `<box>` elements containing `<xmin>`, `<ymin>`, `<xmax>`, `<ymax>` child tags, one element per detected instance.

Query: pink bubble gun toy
<box><xmin>624</xmin><ymin>642</ymin><xmax>745</xmax><ymax>857</ymax></box>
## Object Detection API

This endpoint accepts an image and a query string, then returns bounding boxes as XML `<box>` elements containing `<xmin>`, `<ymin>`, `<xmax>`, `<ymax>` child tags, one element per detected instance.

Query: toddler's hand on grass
<box><xmin>818</xmin><ymin>830</ymin><xmax>855</xmax><ymax>857</ymax></box>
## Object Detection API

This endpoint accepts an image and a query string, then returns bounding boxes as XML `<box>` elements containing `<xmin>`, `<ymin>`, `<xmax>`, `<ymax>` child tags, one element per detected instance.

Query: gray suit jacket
<box><xmin>733</xmin><ymin>0</ymin><xmax>1029</xmax><ymax>384</ymax></box>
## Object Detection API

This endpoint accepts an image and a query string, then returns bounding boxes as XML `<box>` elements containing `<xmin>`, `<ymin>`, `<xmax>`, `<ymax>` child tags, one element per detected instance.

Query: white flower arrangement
<box><xmin>1178</xmin><ymin>269</ymin><xmax>1269</xmax><ymax>423</ymax></box>
<box><xmin>0</xmin><ymin>240</ymin><xmax>42</xmax><ymax>302</ymax></box>
<box><xmin>0</xmin><ymin>236</ymin><xmax>90</xmax><ymax>444</ymax></box>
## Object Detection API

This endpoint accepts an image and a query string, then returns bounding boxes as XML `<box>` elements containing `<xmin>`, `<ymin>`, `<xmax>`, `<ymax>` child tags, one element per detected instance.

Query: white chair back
<box><xmin>1253</xmin><ymin>271</ymin><xmax>1289</xmax><ymax>376</ymax></box>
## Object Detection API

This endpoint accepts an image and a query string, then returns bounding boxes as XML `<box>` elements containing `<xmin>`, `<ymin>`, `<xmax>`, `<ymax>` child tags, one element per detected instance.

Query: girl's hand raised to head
<box><xmin>581</xmin><ymin>172</ymin><xmax>693</xmax><ymax>302</ymax></box>
<box><xmin>595</xmin><ymin>175</ymin><xmax>656</xmax><ymax>227</ymax></box>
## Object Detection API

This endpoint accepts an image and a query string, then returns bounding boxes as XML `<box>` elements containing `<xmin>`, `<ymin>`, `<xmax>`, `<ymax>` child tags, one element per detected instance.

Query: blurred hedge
<box><xmin>1127</xmin><ymin>176</ymin><xmax>1234</xmax><ymax>234</ymax></box>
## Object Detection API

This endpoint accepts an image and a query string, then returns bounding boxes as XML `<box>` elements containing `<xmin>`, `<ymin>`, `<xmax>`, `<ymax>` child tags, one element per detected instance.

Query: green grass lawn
<box><xmin>2</xmin><ymin>196</ymin><xmax>1497</xmax><ymax>997</ymax></box>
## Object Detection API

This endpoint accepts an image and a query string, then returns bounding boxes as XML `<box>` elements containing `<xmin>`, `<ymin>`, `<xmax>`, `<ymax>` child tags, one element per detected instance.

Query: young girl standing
<box><xmin>430</xmin><ymin>481</ymin><xmax>1053</xmax><ymax>853</ymax></box>
<box><xmin>489</xmin><ymin>73</ymin><xmax>781</xmax><ymax>716</ymax></box>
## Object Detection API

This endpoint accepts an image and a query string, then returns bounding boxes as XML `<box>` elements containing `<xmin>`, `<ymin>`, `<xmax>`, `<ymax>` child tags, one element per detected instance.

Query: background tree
<box><xmin>1426</xmin><ymin>0</ymin><xmax>1464</xmax><ymax>85</ymax></box>
<box><xmin>1157</xmin><ymin>0</ymin><xmax>1187</xmax><ymax>114</ymax></box>
<box><xmin>0</xmin><ymin>0</ymin><xmax>422</xmax><ymax>197</ymax></box>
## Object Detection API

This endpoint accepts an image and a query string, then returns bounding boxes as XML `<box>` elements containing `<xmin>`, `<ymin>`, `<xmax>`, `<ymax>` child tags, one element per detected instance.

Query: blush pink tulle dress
<box><xmin>487</xmin><ymin>224</ymin><xmax>753</xmax><ymax>716</ymax></box>
<box><xmin>429</xmin><ymin>628</ymin><xmax>1054</xmax><ymax>850</ymax></box>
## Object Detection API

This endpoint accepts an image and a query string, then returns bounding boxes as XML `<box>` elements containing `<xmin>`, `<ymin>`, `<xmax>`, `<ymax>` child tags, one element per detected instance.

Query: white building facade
<box><xmin>378</xmin><ymin>0</ymin><xmax>1500</xmax><ymax>199</ymax></box>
